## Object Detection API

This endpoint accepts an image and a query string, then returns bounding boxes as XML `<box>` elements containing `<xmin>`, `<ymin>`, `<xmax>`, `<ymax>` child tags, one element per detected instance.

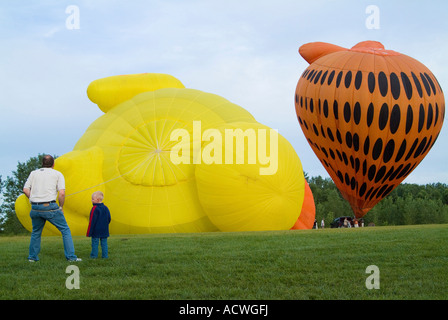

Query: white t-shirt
<box><xmin>24</xmin><ymin>168</ymin><xmax>65</xmax><ymax>203</ymax></box>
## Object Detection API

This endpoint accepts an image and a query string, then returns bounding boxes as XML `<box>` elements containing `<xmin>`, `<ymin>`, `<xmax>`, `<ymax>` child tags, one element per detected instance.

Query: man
<box><xmin>23</xmin><ymin>155</ymin><xmax>81</xmax><ymax>262</ymax></box>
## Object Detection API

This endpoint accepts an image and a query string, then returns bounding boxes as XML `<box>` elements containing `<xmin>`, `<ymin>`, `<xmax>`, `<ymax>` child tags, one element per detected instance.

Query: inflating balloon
<box><xmin>295</xmin><ymin>41</ymin><xmax>445</xmax><ymax>218</ymax></box>
<box><xmin>68</xmin><ymin>89</ymin><xmax>257</xmax><ymax>234</ymax></box>
<box><xmin>291</xmin><ymin>180</ymin><xmax>315</xmax><ymax>230</ymax></box>
<box><xmin>195</xmin><ymin>122</ymin><xmax>305</xmax><ymax>232</ymax></box>
<box><xmin>16</xmin><ymin>73</ymin><xmax>308</xmax><ymax>235</ymax></box>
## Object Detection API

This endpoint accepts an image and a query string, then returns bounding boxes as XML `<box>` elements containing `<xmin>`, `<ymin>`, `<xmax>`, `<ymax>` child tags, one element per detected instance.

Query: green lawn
<box><xmin>0</xmin><ymin>224</ymin><xmax>447</xmax><ymax>300</ymax></box>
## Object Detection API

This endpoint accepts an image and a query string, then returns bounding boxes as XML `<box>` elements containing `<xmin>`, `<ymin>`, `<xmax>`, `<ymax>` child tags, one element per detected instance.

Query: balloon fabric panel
<box><xmin>291</xmin><ymin>180</ymin><xmax>315</xmax><ymax>230</ymax></box>
<box><xmin>195</xmin><ymin>122</ymin><xmax>305</xmax><ymax>232</ymax></box>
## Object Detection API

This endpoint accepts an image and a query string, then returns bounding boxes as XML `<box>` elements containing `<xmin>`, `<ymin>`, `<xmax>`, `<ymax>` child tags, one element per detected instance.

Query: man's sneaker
<box><xmin>67</xmin><ymin>258</ymin><xmax>82</xmax><ymax>262</ymax></box>
<box><xmin>28</xmin><ymin>259</ymin><xmax>37</xmax><ymax>262</ymax></box>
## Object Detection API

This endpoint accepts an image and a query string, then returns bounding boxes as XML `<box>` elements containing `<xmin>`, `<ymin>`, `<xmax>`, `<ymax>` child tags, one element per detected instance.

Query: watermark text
<box><xmin>170</xmin><ymin>121</ymin><xmax>278</xmax><ymax>175</ymax></box>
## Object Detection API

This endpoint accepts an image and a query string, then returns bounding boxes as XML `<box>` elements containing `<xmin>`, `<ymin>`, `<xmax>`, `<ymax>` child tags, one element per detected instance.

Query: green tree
<box><xmin>0</xmin><ymin>154</ymin><xmax>57</xmax><ymax>234</ymax></box>
<box><xmin>0</xmin><ymin>175</ymin><xmax>4</xmax><ymax>230</ymax></box>
<box><xmin>307</xmin><ymin>176</ymin><xmax>448</xmax><ymax>227</ymax></box>
<box><xmin>308</xmin><ymin>175</ymin><xmax>352</xmax><ymax>225</ymax></box>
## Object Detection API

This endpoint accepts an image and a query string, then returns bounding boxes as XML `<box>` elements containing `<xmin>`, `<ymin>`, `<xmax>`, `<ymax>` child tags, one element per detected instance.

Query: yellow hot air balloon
<box><xmin>16</xmin><ymin>73</ymin><xmax>308</xmax><ymax>235</ymax></box>
<box><xmin>195</xmin><ymin>122</ymin><xmax>305</xmax><ymax>232</ymax></box>
<box><xmin>73</xmin><ymin>88</ymin><xmax>256</xmax><ymax>234</ymax></box>
<box><xmin>15</xmin><ymin>74</ymin><xmax>258</xmax><ymax>235</ymax></box>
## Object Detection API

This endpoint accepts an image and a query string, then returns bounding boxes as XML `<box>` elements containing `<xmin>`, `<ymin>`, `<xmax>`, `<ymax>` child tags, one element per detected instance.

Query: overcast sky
<box><xmin>1</xmin><ymin>0</ymin><xmax>447</xmax><ymax>185</ymax></box>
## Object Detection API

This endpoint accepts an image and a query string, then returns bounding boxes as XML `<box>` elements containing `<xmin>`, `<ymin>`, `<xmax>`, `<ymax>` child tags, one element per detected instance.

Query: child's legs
<box><xmin>100</xmin><ymin>238</ymin><xmax>108</xmax><ymax>258</ymax></box>
<box><xmin>90</xmin><ymin>237</ymin><xmax>99</xmax><ymax>258</ymax></box>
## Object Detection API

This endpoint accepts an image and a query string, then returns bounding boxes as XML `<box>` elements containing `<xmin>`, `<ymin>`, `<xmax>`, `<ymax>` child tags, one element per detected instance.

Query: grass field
<box><xmin>0</xmin><ymin>224</ymin><xmax>447</xmax><ymax>301</ymax></box>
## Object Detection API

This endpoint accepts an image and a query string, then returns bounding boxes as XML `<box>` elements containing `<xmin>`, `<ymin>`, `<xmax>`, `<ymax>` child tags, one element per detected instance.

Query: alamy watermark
<box><xmin>365</xmin><ymin>265</ymin><xmax>380</xmax><ymax>289</ymax></box>
<box><xmin>65</xmin><ymin>265</ymin><xmax>80</xmax><ymax>289</ymax></box>
<box><xmin>66</xmin><ymin>5</ymin><xmax>80</xmax><ymax>30</ymax></box>
<box><xmin>365</xmin><ymin>5</ymin><xmax>380</xmax><ymax>29</ymax></box>
<box><xmin>170</xmin><ymin>121</ymin><xmax>279</xmax><ymax>175</ymax></box>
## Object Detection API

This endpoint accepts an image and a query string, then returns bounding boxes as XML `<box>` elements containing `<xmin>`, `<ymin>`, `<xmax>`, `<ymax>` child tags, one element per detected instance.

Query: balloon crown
<box><xmin>299</xmin><ymin>40</ymin><xmax>401</xmax><ymax>64</ymax></box>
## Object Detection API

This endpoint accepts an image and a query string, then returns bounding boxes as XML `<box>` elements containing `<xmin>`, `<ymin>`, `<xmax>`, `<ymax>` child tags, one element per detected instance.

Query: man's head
<box><xmin>42</xmin><ymin>155</ymin><xmax>54</xmax><ymax>168</ymax></box>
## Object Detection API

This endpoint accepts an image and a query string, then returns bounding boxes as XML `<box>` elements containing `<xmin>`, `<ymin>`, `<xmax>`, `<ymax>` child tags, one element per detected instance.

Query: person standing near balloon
<box><xmin>86</xmin><ymin>191</ymin><xmax>111</xmax><ymax>259</ymax></box>
<box><xmin>23</xmin><ymin>155</ymin><xmax>81</xmax><ymax>262</ymax></box>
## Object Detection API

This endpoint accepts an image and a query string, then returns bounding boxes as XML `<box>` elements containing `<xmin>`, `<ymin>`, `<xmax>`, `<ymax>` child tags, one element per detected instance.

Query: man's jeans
<box><xmin>28</xmin><ymin>202</ymin><xmax>78</xmax><ymax>261</ymax></box>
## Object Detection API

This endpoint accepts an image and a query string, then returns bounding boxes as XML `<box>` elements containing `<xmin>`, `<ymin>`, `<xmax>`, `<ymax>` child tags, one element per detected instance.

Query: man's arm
<box><xmin>58</xmin><ymin>189</ymin><xmax>65</xmax><ymax>209</ymax></box>
<box><xmin>23</xmin><ymin>171</ymin><xmax>33</xmax><ymax>199</ymax></box>
<box><xmin>23</xmin><ymin>187</ymin><xmax>31</xmax><ymax>199</ymax></box>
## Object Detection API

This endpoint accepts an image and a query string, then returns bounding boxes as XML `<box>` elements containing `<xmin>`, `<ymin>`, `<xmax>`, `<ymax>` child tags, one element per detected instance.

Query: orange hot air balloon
<box><xmin>291</xmin><ymin>180</ymin><xmax>315</xmax><ymax>230</ymax></box>
<box><xmin>295</xmin><ymin>41</ymin><xmax>445</xmax><ymax>218</ymax></box>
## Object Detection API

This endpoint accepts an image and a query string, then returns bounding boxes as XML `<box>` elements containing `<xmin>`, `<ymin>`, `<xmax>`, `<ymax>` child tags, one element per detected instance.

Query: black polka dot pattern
<box><xmin>295</xmin><ymin>51</ymin><xmax>445</xmax><ymax>218</ymax></box>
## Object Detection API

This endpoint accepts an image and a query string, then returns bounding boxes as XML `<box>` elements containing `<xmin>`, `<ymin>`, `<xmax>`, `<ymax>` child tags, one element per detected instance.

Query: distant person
<box><xmin>344</xmin><ymin>217</ymin><xmax>352</xmax><ymax>228</ymax></box>
<box><xmin>23</xmin><ymin>155</ymin><xmax>81</xmax><ymax>262</ymax></box>
<box><xmin>86</xmin><ymin>191</ymin><xmax>111</xmax><ymax>259</ymax></box>
<box><xmin>321</xmin><ymin>218</ymin><xmax>325</xmax><ymax>229</ymax></box>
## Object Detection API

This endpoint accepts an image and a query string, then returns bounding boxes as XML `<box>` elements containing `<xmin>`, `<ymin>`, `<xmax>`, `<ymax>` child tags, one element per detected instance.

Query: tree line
<box><xmin>307</xmin><ymin>175</ymin><xmax>448</xmax><ymax>227</ymax></box>
<box><xmin>1</xmin><ymin>155</ymin><xmax>447</xmax><ymax>234</ymax></box>
<box><xmin>0</xmin><ymin>155</ymin><xmax>48</xmax><ymax>234</ymax></box>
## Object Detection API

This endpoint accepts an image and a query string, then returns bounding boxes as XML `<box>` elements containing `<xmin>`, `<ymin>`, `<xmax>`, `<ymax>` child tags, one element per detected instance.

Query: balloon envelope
<box><xmin>291</xmin><ymin>180</ymin><xmax>315</xmax><ymax>230</ymax></box>
<box><xmin>15</xmin><ymin>73</ymin><xmax>307</xmax><ymax>235</ymax></box>
<box><xmin>295</xmin><ymin>41</ymin><xmax>445</xmax><ymax>218</ymax></box>
<box><xmin>67</xmin><ymin>88</ymin><xmax>257</xmax><ymax>234</ymax></box>
<box><xmin>15</xmin><ymin>74</ymin><xmax>258</xmax><ymax>235</ymax></box>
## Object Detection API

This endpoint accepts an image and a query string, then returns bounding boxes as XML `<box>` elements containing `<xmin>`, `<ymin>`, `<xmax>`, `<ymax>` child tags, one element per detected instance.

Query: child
<box><xmin>86</xmin><ymin>191</ymin><xmax>111</xmax><ymax>259</ymax></box>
